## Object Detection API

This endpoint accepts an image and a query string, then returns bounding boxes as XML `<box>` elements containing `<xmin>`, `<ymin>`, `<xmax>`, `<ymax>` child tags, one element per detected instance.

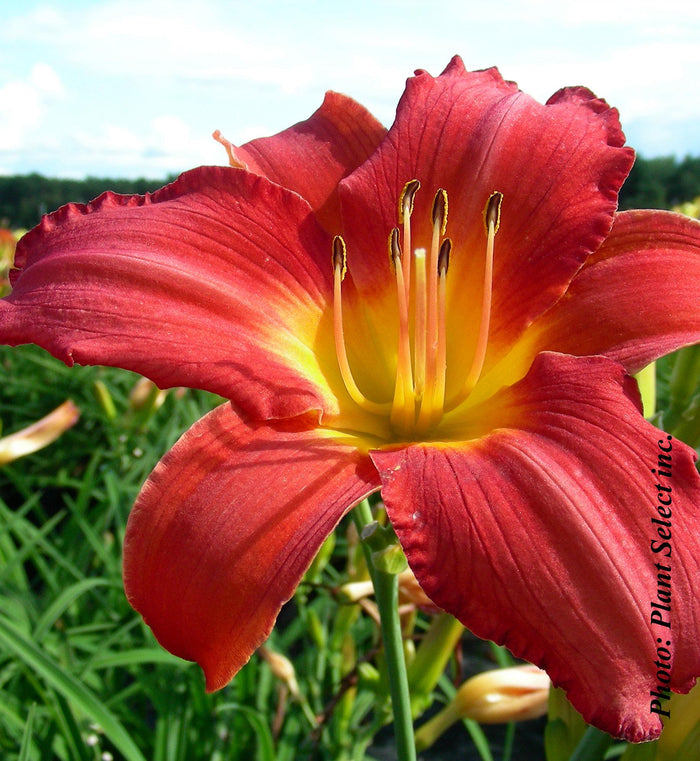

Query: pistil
<box><xmin>331</xmin><ymin>185</ymin><xmax>501</xmax><ymax>438</ymax></box>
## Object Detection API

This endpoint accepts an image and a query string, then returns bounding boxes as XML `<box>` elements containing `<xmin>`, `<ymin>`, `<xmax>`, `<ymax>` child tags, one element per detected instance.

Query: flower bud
<box><xmin>415</xmin><ymin>664</ymin><xmax>550</xmax><ymax>751</ymax></box>
<box><xmin>452</xmin><ymin>664</ymin><xmax>550</xmax><ymax>724</ymax></box>
<box><xmin>128</xmin><ymin>376</ymin><xmax>168</xmax><ymax>413</ymax></box>
<box><xmin>0</xmin><ymin>400</ymin><xmax>80</xmax><ymax>465</ymax></box>
<box><xmin>257</xmin><ymin>645</ymin><xmax>300</xmax><ymax>700</ymax></box>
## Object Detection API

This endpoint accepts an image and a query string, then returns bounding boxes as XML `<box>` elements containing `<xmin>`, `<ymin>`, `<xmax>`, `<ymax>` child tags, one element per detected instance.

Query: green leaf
<box><xmin>217</xmin><ymin>703</ymin><xmax>275</xmax><ymax>761</ymax></box>
<box><xmin>0</xmin><ymin>614</ymin><xmax>146</xmax><ymax>761</ymax></box>
<box><xmin>18</xmin><ymin>703</ymin><xmax>37</xmax><ymax>761</ymax></box>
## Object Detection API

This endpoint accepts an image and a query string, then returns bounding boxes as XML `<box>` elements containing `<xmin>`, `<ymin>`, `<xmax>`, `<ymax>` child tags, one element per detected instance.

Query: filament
<box><xmin>332</xmin><ymin>235</ymin><xmax>390</xmax><ymax>415</ymax></box>
<box><xmin>446</xmin><ymin>192</ymin><xmax>502</xmax><ymax>412</ymax></box>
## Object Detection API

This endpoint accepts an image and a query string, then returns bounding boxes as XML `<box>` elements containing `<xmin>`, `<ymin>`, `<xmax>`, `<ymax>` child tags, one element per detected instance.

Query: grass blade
<box><xmin>0</xmin><ymin>614</ymin><xmax>146</xmax><ymax>761</ymax></box>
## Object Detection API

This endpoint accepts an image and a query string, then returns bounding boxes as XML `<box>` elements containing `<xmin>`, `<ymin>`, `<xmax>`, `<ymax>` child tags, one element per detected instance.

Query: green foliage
<box><xmin>0</xmin><ymin>175</ymin><xmax>171</xmax><ymax>230</ymax></box>
<box><xmin>619</xmin><ymin>155</ymin><xmax>700</xmax><ymax>211</ymax></box>
<box><xmin>3</xmin><ymin>345</ymin><xmax>495</xmax><ymax>760</ymax></box>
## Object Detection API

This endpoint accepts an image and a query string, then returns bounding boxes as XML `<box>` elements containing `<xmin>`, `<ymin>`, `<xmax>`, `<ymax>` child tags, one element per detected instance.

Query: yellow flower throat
<box><xmin>333</xmin><ymin>181</ymin><xmax>502</xmax><ymax>438</ymax></box>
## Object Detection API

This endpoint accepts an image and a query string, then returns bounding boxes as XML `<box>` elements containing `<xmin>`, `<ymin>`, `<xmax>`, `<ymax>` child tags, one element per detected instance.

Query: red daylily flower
<box><xmin>1</xmin><ymin>57</ymin><xmax>700</xmax><ymax>742</ymax></box>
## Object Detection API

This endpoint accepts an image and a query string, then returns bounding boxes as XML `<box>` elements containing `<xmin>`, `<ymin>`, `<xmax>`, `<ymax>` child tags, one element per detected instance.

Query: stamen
<box><xmin>332</xmin><ymin>235</ymin><xmax>390</xmax><ymax>415</ymax></box>
<box><xmin>389</xmin><ymin>230</ymin><xmax>416</xmax><ymax>433</ymax></box>
<box><xmin>446</xmin><ymin>192</ymin><xmax>502</xmax><ymax>411</ymax></box>
<box><xmin>399</xmin><ymin>180</ymin><xmax>420</xmax><ymax>302</ymax></box>
<box><xmin>415</xmin><ymin>190</ymin><xmax>448</xmax><ymax>432</ymax></box>
<box><xmin>332</xmin><ymin>183</ymin><xmax>499</xmax><ymax>437</ymax></box>
<box><xmin>433</xmin><ymin>238</ymin><xmax>451</xmax><ymax>415</ymax></box>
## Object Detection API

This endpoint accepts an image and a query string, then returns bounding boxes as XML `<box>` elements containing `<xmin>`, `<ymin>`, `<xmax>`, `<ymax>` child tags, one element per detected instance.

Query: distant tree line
<box><xmin>1</xmin><ymin>155</ymin><xmax>700</xmax><ymax>230</ymax></box>
<box><xmin>0</xmin><ymin>174</ymin><xmax>172</xmax><ymax>230</ymax></box>
<box><xmin>619</xmin><ymin>155</ymin><xmax>700</xmax><ymax>211</ymax></box>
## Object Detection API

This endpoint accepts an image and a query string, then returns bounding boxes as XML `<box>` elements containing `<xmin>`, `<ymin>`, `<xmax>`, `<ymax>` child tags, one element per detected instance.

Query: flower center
<box><xmin>333</xmin><ymin>181</ymin><xmax>502</xmax><ymax>438</ymax></box>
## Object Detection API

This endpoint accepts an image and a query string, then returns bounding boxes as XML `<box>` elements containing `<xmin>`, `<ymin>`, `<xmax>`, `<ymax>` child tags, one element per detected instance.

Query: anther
<box><xmin>438</xmin><ymin>238</ymin><xmax>451</xmax><ymax>275</ymax></box>
<box><xmin>399</xmin><ymin>180</ymin><xmax>421</xmax><ymax>222</ymax></box>
<box><xmin>398</xmin><ymin>180</ymin><xmax>420</xmax><ymax>302</ymax></box>
<box><xmin>333</xmin><ymin>235</ymin><xmax>347</xmax><ymax>278</ymax></box>
<box><xmin>388</xmin><ymin>227</ymin><xmax>402</xmax><ymax>268</ymax></box>
<box><xmin>431</xmin><ymin>188</ymin><xmax>448</xmax><ymax>235</ymax></box>
<box><xmin>484</xmin><ymin>191</ymin><xmax>502</xmax><ymax>233</ymax></box>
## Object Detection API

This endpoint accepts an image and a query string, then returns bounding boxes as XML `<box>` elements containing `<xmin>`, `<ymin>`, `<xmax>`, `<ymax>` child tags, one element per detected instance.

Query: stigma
<box><xmin>333</xmin><ymin>182</ymin><xmax>502</xmax><ymax>438</ymax></box>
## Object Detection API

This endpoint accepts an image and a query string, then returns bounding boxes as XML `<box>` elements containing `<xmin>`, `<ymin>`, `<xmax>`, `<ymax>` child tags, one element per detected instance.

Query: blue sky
<box><xmin>1</xmin><ymin>0</ymin><xmax>699</xmax><ymax>179</ymax></box>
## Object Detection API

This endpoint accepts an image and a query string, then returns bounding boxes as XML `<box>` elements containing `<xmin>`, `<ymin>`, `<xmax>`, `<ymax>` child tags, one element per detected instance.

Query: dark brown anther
<box><xmin>333</xmin><ymin>235</ymin><xmax>347</xmax><ymax>279</ymax></box>
<box><xmin>388</xmin><ymin>227</ymin><xmax>402</xmax><ymax>269</ymax></box>
<box><xmin>431</xmin><ymin>188</ymin><xmax>448</xmax><ymax>235</ymax></box>
<box><xmin>484</xmin><ymin>191</ymin><xmax>503</xmax><ymax>234</ymax></box>
<box><xmin>398</xmin><ymin>179</ymin><xmax>421</xmax><ymax>222</ymax></box>
<box><xmin>438</xmin><ymin>238</ymin><xmax>452</xmax><ymax>275</ymax></box>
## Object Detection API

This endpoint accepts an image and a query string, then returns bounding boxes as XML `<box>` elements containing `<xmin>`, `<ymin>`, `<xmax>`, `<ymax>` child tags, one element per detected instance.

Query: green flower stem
<box><xmin>352</xmin><ymin>500</ymin><xmax>417</xmax><ymax>761</ymax></box>
<box><xmin>568</xmin><ymin>726</ymin><xmax>614</xmax><ymax>761</ymax></box>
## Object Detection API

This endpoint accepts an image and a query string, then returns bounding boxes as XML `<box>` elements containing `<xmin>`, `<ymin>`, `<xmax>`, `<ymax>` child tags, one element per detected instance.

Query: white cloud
<box><xmin>63</xmin><ymin>114</ymin><xmax>222</xmax><ymax>176</ymax></box>
<box><xmin>0</xmin><ymin>64</ymin><xmax>65</xmax><ymax>151</ymax></box>
<box><xmin>30</xmin><ymin>62</ymin><xmax>66</xmax><ymax>97</ymax></box>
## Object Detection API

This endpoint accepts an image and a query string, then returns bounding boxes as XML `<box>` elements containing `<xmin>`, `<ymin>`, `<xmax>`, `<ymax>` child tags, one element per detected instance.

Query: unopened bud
<box><xmin>337</xmin><ymin>580</ymin><xmax>375</xmax><ymax>603</ymax></box>
<box><xmin>129</xmin><ymin>376</ymin><xmax>167</xmax><ymax>413</ymax></box>
<box><xmin>453</xmin><ymin>664</ymin><xmax>549</xmax><ymax>723</ymax></box>
<box><xmin>0</xmin><ymin>400</ymin><xmax>80</xmax><ymax>465</ymax></box>
<box><xmin>397</xmin><ymin>568</ymin><xmax>441</xmax><ymax>613</ymax></box>
<box><xmin>258</xmin><ymin>645</ymin><xmax>300</xmax><ymax>700</ymax></box>
<box><xmin>415</xmin><ymin>665</ymin><xmax>550</xmax><ymax>751</ymax></box>
<box><xmin>93</xmin><ymin>380</ymin><xmax>117</xmax><ymax>420</ymax></box>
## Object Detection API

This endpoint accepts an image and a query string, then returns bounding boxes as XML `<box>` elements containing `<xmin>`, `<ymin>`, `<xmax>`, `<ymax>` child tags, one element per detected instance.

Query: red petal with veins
<box><xmin>226</xmin><ymin>91</ymin><xmax>386</xmax><ymax>233</ymax></box>
<box><xmin>518</xmin><ymin>210</ymin><xmax>700</xmax><ymax>374</ymax></box>
<box><xmin>124</xmin><ymin>403</ymin><xmax>379</xmax><ymax>690</ymax></box>
<box><xmin>372</xmin><ymin>352</ymin><xmax>700</xmax><ymax>742</ymax></box>
<box><xmin>339</xmin><ymin>56</ymin><xmax>634</xmax><ymax>371</ymax></box>
<box><xmin>1</xmin><ymin>166</ymin><xmax>339</xmax><ymax>420</ymax></box>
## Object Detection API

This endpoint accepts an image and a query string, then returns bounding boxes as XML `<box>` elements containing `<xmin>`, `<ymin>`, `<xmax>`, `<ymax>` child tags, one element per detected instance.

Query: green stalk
<box><xmin>352</xmin><ymin>500</ymin><xmax>417</xmax><ymax>761</ymax></box>
<box><xmin>568</xmin><ymin>726</ymin><xmax>613</xmax><ymax>761</ymax></box>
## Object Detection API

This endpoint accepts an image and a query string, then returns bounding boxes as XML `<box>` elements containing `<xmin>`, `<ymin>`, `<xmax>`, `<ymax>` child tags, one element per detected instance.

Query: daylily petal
<box><xmin>216</xmin><ymin>91</ymin><xmax>386</xmax><ymax>233</ymax></box>
<box><xmin>1</xmin><ymin>166</ymin><xmax>339</xmax><ymax>420</ymax></box>
<box><xmin>507</xmin><ymin>210</ymin><xmax>700</xmax><ymax>376</ymax></box>
<box><xmin>372</xmin><ymin>352</ymin><xmax>700</xmax><ymax>741</ymax></box>
<box><xmin>339</xmin><ymin>56</ymin><xmax>634</xmax><ymax>372</ymax></box>
<box><xmin>124</xmin><ymin>403</ymin><xmax>379</xmax><ymax>690</ymax></box>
